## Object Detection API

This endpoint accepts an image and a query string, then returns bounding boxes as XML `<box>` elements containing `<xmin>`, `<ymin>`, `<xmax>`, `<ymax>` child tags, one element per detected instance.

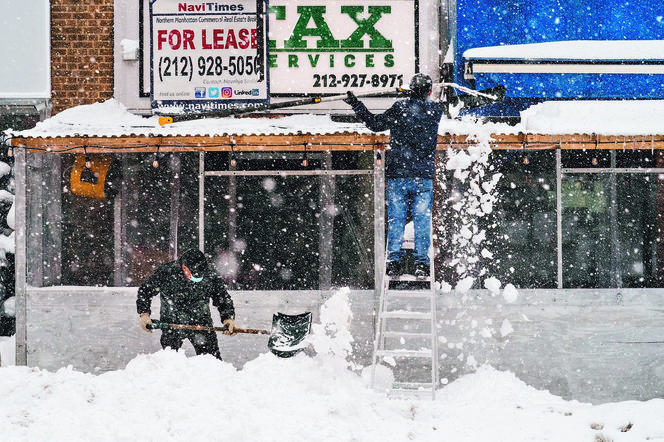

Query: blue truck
<box><xmin>446</xmin><ymin>0</ymin><xmax>664</xmax><ymax>119</ymax></box>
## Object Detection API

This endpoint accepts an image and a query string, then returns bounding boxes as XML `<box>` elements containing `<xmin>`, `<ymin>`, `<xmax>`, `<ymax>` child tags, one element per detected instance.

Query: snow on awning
<box><xmin>6</xmin><ymin>98</ymin><xmax>664</xmax><ymax>152</ymax></box>
<box><xmin>5</xmin><ymin>99</ymin><xmax>394</xmax><ymax>154</ymax></box>
<box><xmin>6</xmin><ymin>99</ymin><xmax>376</xmax><ymax>139</ymax></box>
<box><xmin>464</xmin><ymin>40</ymin><xmax>664</xmax><ymax>77</ymax></box>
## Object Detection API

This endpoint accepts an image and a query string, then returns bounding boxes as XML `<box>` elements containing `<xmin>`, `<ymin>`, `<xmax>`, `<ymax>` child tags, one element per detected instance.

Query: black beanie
<box><xmin>180</xmin><ymin>249</ymin><xmax>208</xmax><ymax>277</ymax></box>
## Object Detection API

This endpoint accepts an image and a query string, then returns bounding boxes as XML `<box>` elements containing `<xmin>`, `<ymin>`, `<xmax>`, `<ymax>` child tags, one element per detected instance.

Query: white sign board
<box><xmin>267</xmin><ymin>0</ymin><xmax>417</xmax><ymax>94</ymax></box>
<box><xmin>150</xmin><ymin>0</ymin><xmax>269</xmax><ymax>114</ymax></box>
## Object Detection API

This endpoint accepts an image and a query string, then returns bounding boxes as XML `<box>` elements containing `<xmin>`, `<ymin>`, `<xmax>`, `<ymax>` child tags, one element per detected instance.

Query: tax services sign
<box><xmin>268</xmin><ymin>0</ymin><xmax>417</xmax><ymax>94</ymax></box>
<box><xmin>149</xmin><ymin>0</ymin><xmax>417</xmax><ymax>112</ymax></box>
<box><xmin>150</xmin><ymin>0</ymin><xmax>269</xmax><ymax>113</ymax></box>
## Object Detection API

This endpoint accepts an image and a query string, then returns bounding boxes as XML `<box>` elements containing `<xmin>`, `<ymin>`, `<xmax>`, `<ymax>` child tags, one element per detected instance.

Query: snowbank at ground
<box><xmin>0</xmin><ymin>334</ymin><xmax>14</xmax><ymax>366</ymax></box>
<box><xmin>1</xmin><ymin>291</ymin><xmax>664</xmax><ymax>441</ymax></box>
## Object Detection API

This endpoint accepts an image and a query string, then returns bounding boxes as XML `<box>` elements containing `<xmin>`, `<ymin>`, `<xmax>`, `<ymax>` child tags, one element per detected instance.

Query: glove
<box><xmin>139</xmin><ymin>313</ymin><xmax>153</xmax><ymax>333</ymax></box>
<box><xmin>492</xmin><ymin>85</ymin><xmax>506</xmax><ymax>101</ymax></box>
<box><xmin>343</xmin><ymin>91</ymin><xmax>359</xmax><ymax>106</ymax></box>
<box><xmin>222</xmin><ymin>318</ymin><xmax>237</xmax><ymax>336</ymax></box>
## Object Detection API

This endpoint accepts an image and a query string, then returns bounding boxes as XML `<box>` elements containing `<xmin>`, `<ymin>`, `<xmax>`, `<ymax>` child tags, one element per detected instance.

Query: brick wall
<box><xmin>51</xmin><ymin>0</ymin><xmax>114</xmax><ymax>114</ymax></box>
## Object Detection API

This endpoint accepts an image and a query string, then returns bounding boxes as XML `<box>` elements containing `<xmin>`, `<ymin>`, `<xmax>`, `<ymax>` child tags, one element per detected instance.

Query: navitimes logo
<box><xmin>177</xmin><ymin>2</ymin><xmax>245</xmax><ymax>12</ymax></box>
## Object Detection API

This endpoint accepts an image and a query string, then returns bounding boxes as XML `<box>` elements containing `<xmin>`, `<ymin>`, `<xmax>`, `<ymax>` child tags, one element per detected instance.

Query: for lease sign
<box><xmin>267</xmin><ymin>0</ymin><xmax>417</xmax><ymax>95</ymax></box>
<box><xmin>150</xmin><ymin>0</ymin><xmax>269</xmax><ymax>114</ymax></box>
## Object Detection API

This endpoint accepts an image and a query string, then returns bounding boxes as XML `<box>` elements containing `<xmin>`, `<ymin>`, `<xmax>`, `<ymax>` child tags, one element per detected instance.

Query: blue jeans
<box><xmin>386</xmin><ymin>178</ymin><xmax>433</xmax><ymax>265</ymax></box>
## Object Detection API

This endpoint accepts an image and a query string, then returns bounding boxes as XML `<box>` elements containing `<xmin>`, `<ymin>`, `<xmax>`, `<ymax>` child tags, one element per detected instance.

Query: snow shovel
<box><xmin>148</xmin><ymin>311</ymin><xmax>312</xmax><ymax>358</ymax></box>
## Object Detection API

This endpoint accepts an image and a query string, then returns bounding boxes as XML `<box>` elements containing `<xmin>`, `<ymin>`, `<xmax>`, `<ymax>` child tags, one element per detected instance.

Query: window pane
<box><xmin>562</xmin><ymin>170</ymin><xmax>664</xmax><ymax>288</ymax></box>
<box><xmin>485</xmin><ymin>150</ymin><xmax>558</xmax><ymax>288</ymax></box>
<box><xmin>203</xmin><ymin>152</ymin><xmax>375</xmax><ymax>290</ymax></box>
<box><xmin>561</xmin><ymin>174</ymin><xmax>612</xmax><ymax>287</ymax></box>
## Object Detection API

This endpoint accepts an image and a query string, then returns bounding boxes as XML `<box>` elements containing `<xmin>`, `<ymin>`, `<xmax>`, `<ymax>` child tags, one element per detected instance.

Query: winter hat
<box><xmin>180</xmin><ymin>249</ymin><xmax>208</xmax><ymax>278</ymax></box>
<box><xmin>409</xmin><ymin>73</ymin><xmax>433</xmax><ymax>99</ymax></box>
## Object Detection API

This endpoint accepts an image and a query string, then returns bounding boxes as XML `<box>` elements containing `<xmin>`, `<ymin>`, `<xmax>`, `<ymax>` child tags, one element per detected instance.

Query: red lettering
<box><xmin>182</xmin><ymin>29</ymin><xmax>195</xmax><ymax>49</ymax></box>
<box><xmin>201</xmin><ymin>29</ymin><xmax>212</xmax><ymax>49</ymax></box>
<box><xmin>213</xmin><ymin>29</ymin><xmax>224</xmax><ymax>49</ymax></box>
<box><xmin>168</xmin><ymin>30</ymin><xmax>182</xmax><ymax>50</ymax></box>
<box><xmin>178</xmin><ymin>3</ymin><xmax>204</xmax><ymax>12</ymax></box>
<box><xmin>157</xmin><ymin>30</ymin><xmax>167</xmax><ymax>50</ymax></box>
<box><xmin>195</xmin><ymin>28</ymin><xmax>259</xmax><ymax>50</ymax></box>
<box><xmin>225</xmin><ymin>29</ymin><xmax>238</xmax><ymax>49</ymax></box>
<box><xmin>238</xmin><ymin>29</ymin><xmax>249</xmax><ymax>49</ymax></box>
<box><xmin>251</xmin><ymin>28</ymin><xmax>257</xmax><ymax>49</ymax></box>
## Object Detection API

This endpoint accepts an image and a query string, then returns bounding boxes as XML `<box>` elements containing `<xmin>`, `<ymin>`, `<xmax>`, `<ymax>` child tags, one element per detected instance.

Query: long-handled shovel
<box><xmin>148</xmin><ymin>311</ymin><xmax>312</xmax><ymax>358</ymax></box>
<box><xmin>158</xmin><ymin>87</ymin><xmax>409</xmax><ymax>124</ymax></box>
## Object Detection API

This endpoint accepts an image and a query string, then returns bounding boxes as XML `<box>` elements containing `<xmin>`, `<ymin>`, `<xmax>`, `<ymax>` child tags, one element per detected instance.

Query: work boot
<box><xmin>386</xmin><ymin>260</ymin><xmax>402</xmax><ymax>277</ymax></box>
<box><xmin>414</xmin><ymin>262</ymin><xmax>430</xmax><ymax>279</ymax></box>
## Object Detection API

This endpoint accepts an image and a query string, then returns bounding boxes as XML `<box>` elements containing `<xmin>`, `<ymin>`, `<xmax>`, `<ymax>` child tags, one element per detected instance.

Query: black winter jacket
<box><xmin>136</xmin><ymin>259</ymin><xmax>234</xmax><ymax>326</ymax></box>
<box><xmin>350</xmin><ymin>97</ymin><xmax>445</xmax><ymax>179</ymax></box>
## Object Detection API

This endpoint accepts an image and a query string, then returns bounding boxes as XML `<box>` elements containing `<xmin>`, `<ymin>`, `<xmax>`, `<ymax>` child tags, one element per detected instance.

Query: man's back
<box><xmin>351</xmin><ymin>97</ymin><xmax>444</xmax><ymax>178</ymax></box>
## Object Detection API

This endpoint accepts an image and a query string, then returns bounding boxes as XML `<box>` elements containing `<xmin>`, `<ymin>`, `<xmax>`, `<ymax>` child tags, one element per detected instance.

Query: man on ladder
<box><xmin>344</xmin><ymin>73</ymin><xmax>444</xmax><ymax>278</ymax></box>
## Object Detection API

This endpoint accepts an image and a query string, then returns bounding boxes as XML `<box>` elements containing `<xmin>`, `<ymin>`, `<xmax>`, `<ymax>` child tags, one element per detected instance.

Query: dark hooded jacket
<box><xmin>349</xmin><ymin>97</ymin><xmax>445</xmax><ymax>179</ymax></box>
<box><xmin>136</xmin><ymin>257</ymin><xmax>234</xmax><ymax>326</ymax></box>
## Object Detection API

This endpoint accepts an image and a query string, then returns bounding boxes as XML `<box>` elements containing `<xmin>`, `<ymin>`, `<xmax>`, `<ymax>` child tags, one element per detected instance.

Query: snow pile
<box><xmin>0</xmin><ymin>334</ymin><xmax>14</xmax><ymax>366</ymax></box>
<box><xmin>521</xmin><ymin>100</ymin><xmax>664</xmax><ymax>135</ymax></box>
<box><xmin>9</xmin><ymin>99</ymin><xmax>376</xmax><ymax>138</ymax></box>
<box><xmin>309</xmin><ymin>288</ymin><xmax>354</xmax><ymax>367</ymax></box>
<box><xmin>8</xmin><ymin>96</ymin><xmax>664</xmax><ymax>140</ymax></box>
<box><xmin>2</xmin><ymin>290</ymin><xmax>664</xmax><ymax>441</ymax></box>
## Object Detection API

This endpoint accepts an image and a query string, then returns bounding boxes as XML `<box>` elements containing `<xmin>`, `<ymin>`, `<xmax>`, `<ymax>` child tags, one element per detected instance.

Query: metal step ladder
<box><xmin>371</xmin><ymin>259</ymin><xmax>438</xmax><ymax>399</ymax></box>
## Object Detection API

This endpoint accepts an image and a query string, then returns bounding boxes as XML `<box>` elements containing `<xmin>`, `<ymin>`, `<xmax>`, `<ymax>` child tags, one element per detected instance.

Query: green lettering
<box><xmin>344</xmin><ymin>54</ymin><xmax>355</xmax><ymax>67</ymax></box>
<box><xmin>340</xmin><ymin>6</ymin><xmax>392</xmax><ymax>49</ymax></box>
<box><xmin>384</xmin><ymin>54</ymin><xmax>394</xmax><ymax>67</ymax></box>
<box><xmin>308</xmin><ymin>54</ymin><xmax>320</xmax><ymax>67</ymax></box>
<box><xmin>268</xmin><ymin>6</ymin><xmax>286</xmax><ymax>49</ymax></box>
<box><xmin>366</xmin><ymin>54</ymin><xmax>375</xmax><ymax>67</ymax></box>
<box><xmin>330</xmin><ymin>54</ymin><xmax>334</xmax><ymax>68</ymax></box>
<box><xmin>269</xmin><ymin>5</ymin><xmax>286</xmax><ymax>20</ymax></box>
<box><xmin>268</xmin><ymin>53</ymin><xmax>278</xmax><ymax>68</ymax></box>
<box><xmin>284</xmin><ymin>6</ymin><xmax>339</xmax><ymax>49</ymax></box>
<box><xmin>288</xmin><ymin>54</ymin><xmax>299</xmax><ymax>67</ymax></box>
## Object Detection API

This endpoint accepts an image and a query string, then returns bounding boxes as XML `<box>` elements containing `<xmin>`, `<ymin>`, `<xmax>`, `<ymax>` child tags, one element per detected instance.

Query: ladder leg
<box><xmin>372</xmin><ymin>255</ymin><xmax>438</xmax><ymax>399</ymax></box>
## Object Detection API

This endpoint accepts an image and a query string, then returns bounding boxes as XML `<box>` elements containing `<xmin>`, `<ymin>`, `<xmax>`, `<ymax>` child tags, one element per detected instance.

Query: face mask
<box><xmin>183</xmin><ymin>264</ymin><xmax>204</xmax><ymax>283</ymax></box>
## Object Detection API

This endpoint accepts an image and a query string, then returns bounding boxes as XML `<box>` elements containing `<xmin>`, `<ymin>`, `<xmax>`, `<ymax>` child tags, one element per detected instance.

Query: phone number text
<box><xmin>313</xmin><ymin>74</ymin><xmax>404</xmax><ymax>88</ymax></box>
<box><xmin>157</xmin><ymin>56</ymin><xmax>260</xmax><ymax>82</ymax></box>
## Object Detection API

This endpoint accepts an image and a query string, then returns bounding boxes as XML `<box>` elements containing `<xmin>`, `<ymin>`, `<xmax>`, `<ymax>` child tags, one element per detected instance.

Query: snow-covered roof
<box><xmin>463</xmin><ymin>40</ymin><xmax>664</xmax><ymax>61</ymax></box>
<box><xmin>6</xmin><ymin>97</ymin><xmax>664</xmax><ymax>142</ymax></box>
<box><xmin>6</xmin><ymin>99</ymin><xmax>377</xmax><ymax>139</ymax></box>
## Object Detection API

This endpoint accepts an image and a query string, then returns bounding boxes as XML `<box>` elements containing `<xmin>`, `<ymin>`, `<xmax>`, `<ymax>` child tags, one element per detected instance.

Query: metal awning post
<box><xmin>14</xmin><ymin>147</ymin><xmax>27</xmax><ymax>365</ymax></box>
<box><xmin>374</xmin><ymin>146</ymin><xmax>386</xmax><ymax>296</ymax></box>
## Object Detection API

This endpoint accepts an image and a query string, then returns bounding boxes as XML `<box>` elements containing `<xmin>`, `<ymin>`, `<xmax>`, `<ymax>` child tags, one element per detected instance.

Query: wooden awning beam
<box><xmin>10</xmin><ymin>132</ymin><xmax>664</xmax><ymax>153</ymax></box>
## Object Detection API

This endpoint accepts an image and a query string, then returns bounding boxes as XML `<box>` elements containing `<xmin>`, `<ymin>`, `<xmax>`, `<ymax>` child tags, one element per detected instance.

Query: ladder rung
<box><xmin>376</xmin><ymin>349</ymin><xmax>432</xmax><ymax>358</ymax></box>
<box><xmin>383</xmin><ymin>331</ymin><xmax>433</xmax><ymax>338</ymax></box>
<box><xmin>388</xmin><ymin>274</ymin><xmax>432</xmax><ymax>282</ymax></box>
<box><xmin>380</xmin><ymin>311</ymin><xmax>432</xmax><ymax>319</ymax></box>
<box><xmin>393</xmin><ymin>382</ymin><xmax>435</xmax><ymax>389</ymax></box>
<box><xmin>387</xmin><ymin>290</ymin><xmax>434</xmax><ymax>298</ymax></box>
<box><xmin>387</xmin><ymin>389</ymin><xmax>436</xmax><ymax>400</ymax></box>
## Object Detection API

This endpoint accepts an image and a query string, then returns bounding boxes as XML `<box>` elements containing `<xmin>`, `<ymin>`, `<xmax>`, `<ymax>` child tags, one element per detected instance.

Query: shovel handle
<box><xmin>149</xmin><ymin>319</ymin><xmax>269</xmax><ymax>335</ymax></box>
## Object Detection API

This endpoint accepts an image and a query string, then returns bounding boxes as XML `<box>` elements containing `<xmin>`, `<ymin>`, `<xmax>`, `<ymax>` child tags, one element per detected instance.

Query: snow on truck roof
<box><xmin>463</xmin><ymin>40</ymin><xmax>664</xmax><ymax>61</ymax></box>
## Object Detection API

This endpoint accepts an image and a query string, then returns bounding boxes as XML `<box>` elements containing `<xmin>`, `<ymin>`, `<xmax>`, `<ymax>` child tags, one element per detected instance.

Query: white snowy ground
<box><xmin>1</xmin><ymin>289</ymin><xmax>663</xmax><ymax>442</ymax></box>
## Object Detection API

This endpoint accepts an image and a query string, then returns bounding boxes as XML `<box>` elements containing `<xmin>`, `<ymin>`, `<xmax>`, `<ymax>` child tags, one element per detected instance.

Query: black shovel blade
<box><xmin>268</xmin><ymin>312</ymin><xmax>312</xmax><ymax>358</ymax></box>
